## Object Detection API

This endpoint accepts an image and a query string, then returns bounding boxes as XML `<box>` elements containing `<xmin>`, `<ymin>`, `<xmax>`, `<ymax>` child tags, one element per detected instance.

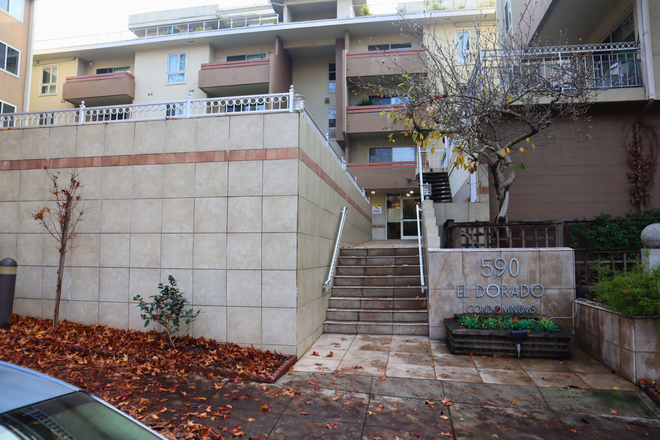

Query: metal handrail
<box><xmin>416</xmin><ymin>204</ymin><xmax>427</xmax><ymax>292</ymax></box>
<box><xmin>323</xmin><ymin>207</ymin><xmax>348</xmax><ymax>292</ymax></box>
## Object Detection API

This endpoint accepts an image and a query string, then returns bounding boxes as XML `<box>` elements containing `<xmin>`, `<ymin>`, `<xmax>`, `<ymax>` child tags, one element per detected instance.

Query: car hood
<box><xmin>0</xmin><ymin>361</ymin><xmax>79</xmax><ymax>413</ymax></box>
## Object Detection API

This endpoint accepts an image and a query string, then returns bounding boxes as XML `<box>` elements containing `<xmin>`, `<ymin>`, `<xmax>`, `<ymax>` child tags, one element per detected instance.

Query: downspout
<box><xmin>638</xmin><ymin>0</ymin><xmax>656</xmax><ymax>100</ymax></box>
<box><xmin>23</xmin><ymin>0</ymin><xmax>37</xmax><ymax>112</ymax></box>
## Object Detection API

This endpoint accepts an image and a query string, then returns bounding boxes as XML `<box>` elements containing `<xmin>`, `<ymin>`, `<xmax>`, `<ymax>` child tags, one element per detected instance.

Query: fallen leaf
<box><xmin>327</xmin><ymin>351</ymin><xmax>334</xmax><ymax>358</ymax></box>
<box><xmin>247</xmin><ymin>418</ymin><xmax>255</xmax><ymax>422</ymax></box>
<box><xmin>305</xmin><ymin>401</ymin><xmax>314</xmax><ymax>405</ymax></box>
<box><xmin>367</xmin><ymin>411</ymin><xmax>375</xmax><ymax>416</ymax></box>
<box><xmin>441</xmin><ymin>432</ymin><xmax>452</xmax><ymax>437</ymax></box>
<box><xmin>492</xmin><ymin>435</ymin><xmax>499</xmax><ymax>439</ymax></box>
<box><xmin>610</xmin><ymin>408</ymin><xmax>619</xmax><ymax>415</ymax></box>
<box><xmin>424</xmin><ymin>400</ymin><xmax>435</xmax><ymax>408</ymax></box>
<box><xmin>258</xmin><ymin>403</ymin><xmax>271</xmax><ymax>412</ymax></box>
<box><xmin>374</xmin><ymin>405</ymin><xmax>383</xmax><ymax>411</ymax></box>
<box><xmin>441</xmin><ymin>396</ymin><xmax>453</xmax><ymax>406</ymax></box>
<box><xmin>414</xmin><ymin>434</ymin><xmax>420</xmax><ymax>438</ymax></box>
<box><xmin>344</xmin><ymin>400</ymin><xmax>352</xmax><ymax>405</ymax></box>
<box><xmin>440</xmin><ymin>415</ymin><xmax>450</xmax><ymax>420</ymax></box>
<box><xmin>299</xmin><ymin>412</ymin><xmax>309</xmax><ymax>416</ymax></box>
<box><xmin>483</xmin><ymin>401</ymin><xmax>494</xmax><ymax>405</ymax></box>
<box><xmin>625</xmin><ymin>426</ymin><xmax>636</xmax><ymax>431</ymax></box>
<box><xmin>512</xmin><ymin>397</ymin><xmax>516</xmax><ymax>404</ymax></box>
<box><xmin>327</xmin><ymin>423</ymin><xmax>339</xmax><ymax>429</ymax></box>
<box><xmin>440</xmin><ymin>374</ymin><xmax>449</xmax><ymax>378</ymax></box>
<box><xmin>567</xmin><ymin>374</ymin><xmax>573</xmax><ymax>379</ymax></box>
<box><xmin>377</xmin><ymin>376</ymin><xmax>386</xmax><ymax>381</ymax></box>
<box><xmin>412</xmin><ymin>408</ymin><xmax>417</xmax><ymax>412</ymax></box>
<box><xmin>568</xmin><ymin>429</ymin><xmax>581</xmax><ymax>434</ymax></box>
<box><xmin>311</xmin><ymin>351</ymin><xmax>320</xmax><ymax>356</ymax></box>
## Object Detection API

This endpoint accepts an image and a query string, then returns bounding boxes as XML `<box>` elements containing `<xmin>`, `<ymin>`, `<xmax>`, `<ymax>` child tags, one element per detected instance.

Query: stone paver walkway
<box><xmin>294</xmin><ymin>335</ymin><xmax>638</xmax><ymax>391</ymax></box>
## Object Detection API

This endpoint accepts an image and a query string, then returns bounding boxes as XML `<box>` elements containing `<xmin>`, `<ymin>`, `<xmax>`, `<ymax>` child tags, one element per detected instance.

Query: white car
<box><xmin>0</xmin><ymin>360</ymin><xmax>168</xmax><ymax>440</ymax></box>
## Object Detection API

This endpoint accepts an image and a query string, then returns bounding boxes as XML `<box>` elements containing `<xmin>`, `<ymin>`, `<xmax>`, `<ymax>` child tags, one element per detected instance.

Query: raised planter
<box><xmin>575</xmin><ymin>300</ymin><xmax>660</xmax><ymax>383</ymax></box>
<box><xmin>445</xmin><ymin>315</ymin><xmax>572</xmax><ymax>358</ymax></box>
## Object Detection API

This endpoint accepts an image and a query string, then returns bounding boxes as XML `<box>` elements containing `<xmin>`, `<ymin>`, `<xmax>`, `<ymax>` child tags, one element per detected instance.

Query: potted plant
<box><xmin>360</xmin><ymin>5</ymin><xmax>370</xmax><ymax>16</ymax></box>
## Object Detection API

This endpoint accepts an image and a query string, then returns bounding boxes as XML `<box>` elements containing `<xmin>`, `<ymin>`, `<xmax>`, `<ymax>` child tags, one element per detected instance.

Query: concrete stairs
<box><xmin>323</xmin><ymin>246</ymin><xmax>428</xmax><ymax>335</ymax></box>
<box><xmin>424</xmin><ymin>172</ymin><xmax>452</xmax><ymax>203</ymax></box>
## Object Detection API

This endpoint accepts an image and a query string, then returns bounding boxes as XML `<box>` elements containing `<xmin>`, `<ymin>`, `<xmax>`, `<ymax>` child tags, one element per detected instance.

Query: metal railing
<box><xmin>131</xmin><ymin>14</ymin><xmax>281</xmax><ymax>38</ymax></box>
<box><xmin>445</xmin><ymin>221</ymin><xmax>564</xmax><ymax>248</ymax></box>
<box><xmin>324</xmin><ymin>207</ymin><xmax>349</xmax><ymax>291</ymax></box>
<box><xmin>353</xmin><ymin>0</ymin><xmax>495</xmax><ymax>16</ymax></box>
<box><xmin>0</xmin><ymin>88</ymin><xmax>294</xmax><ymax>128</ymax></box>
<box><xmin>300</xmin><ymin>107</ymin><xmax>369</xmax><ymax>202</ymax></box>
<box><xmin>416</xmin><ymin>204</ymin><xmax>427</xmax><ymax>292</ymax></box>
<box><xmin>480</xmin><ymin>42</ymin><xmax>643</xmax><ymax>91</ymax></box>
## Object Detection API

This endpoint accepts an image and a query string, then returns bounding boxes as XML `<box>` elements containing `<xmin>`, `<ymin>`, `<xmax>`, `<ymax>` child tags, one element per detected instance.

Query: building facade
<box><xmin>0</xmin><ymin>0</ymin><xmax>36</xmax><ymax>113</ymax></box>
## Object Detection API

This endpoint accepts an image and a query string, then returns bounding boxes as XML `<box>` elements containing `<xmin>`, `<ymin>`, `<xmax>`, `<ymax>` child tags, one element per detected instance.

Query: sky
<box><xmin>34</xmin><ymin>0</ymin><xmax>269</xmax><ymax>42</ymax></box>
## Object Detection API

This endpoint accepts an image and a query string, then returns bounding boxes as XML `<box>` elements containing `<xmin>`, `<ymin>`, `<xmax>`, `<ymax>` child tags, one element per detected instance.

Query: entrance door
<box><xmin>386</xmin><ymin>193</ymin><xmax>420</xmax><ymax>239</ymax></box>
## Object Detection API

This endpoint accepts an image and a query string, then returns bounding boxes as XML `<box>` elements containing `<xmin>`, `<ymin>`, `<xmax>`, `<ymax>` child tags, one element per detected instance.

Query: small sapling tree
<box><xmin>33</xmin><ymin>167</ymin><xmax>85</xmax><ymax>331</ymax></box>
<box><xmin>134</xmin><ymin>275</ymin><xmax>201</xmax><ymax>348</ymax></box>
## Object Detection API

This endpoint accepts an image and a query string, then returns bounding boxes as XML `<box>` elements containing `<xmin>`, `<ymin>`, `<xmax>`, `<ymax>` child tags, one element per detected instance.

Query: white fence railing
<box><xmin>481</xmin><ymin>42</ymin><xmax>643</xmax><ymax>90</ymax></box>
<box><xmin>0</xmin><ymin>89</ymin><xmax>294</xmax><ymax>129</ymax></box>
<box><xmin>354</xmin><ymin>0</ymin><xmax>495</xmax><ymax>16</ymax></box>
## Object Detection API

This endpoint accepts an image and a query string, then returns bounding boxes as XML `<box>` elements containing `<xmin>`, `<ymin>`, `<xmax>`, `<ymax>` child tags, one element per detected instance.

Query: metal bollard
<box><xmin>0</xmin><ymin>258</ymin><xmax>17</xmax><ymax>328</ymax></box>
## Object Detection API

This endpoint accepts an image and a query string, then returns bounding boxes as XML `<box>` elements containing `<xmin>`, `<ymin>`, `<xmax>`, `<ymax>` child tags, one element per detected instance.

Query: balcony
<box><xmin>130</xmin><ymin>14</ymin><xmax>281</xmax><ymax>38</ymax></box>
<box><xmin>346</xmin><ymin>48</ymin><xmax>426</xmax><ymax>78</ymax></box>
<box><xmin>346</xmin><ymin>104</ymin><xmax>404</xmax><ymax>133</ymax></box>
<box><xmin>199</xmin><ymin>59</ymin><xmax>270</xmax><ymax>96</ymax></box>
<box><xmin>347</xmin><ymin>161</ymin><xmax>418</xmax><ymax>190</ymax></box>
<box><xmin>62</xmin><ymin>72</ymin><xmax>135</xmax><ymax>106</ymax></box>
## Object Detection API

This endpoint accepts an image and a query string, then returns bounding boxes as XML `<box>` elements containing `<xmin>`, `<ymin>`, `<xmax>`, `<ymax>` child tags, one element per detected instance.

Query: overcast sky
<box><xmin>34</xmin><ymin>1</ymin><xmax>268</xmax><ymax>42</ymax></box>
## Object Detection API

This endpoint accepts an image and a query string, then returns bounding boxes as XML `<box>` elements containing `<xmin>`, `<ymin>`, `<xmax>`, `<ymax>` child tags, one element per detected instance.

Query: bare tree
<box><xmin>368</xmin><ymin>15</ymin><xmax>596</xmax><ymax>221</ymax></box>
<box><xmin>33</xmin><ymin>168</ymin><xmax>85</xmax><ymax>331</ymax></box>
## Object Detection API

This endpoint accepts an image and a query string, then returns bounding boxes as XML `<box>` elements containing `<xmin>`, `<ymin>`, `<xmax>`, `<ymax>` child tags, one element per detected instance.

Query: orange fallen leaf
<box><xmin>327</xmin><ymin>423</ymin><xmax>339</xmax><ymax>429</ymax></box>
<box><xmin>625</xmin><ymin>426</ymin><xmax>636</xmax><ymax>431</ymax></box>
<box><xmin>441</xmin><ymin>432</ymin><xmax>452</xmax><ymax>437</ymax></box>
<box><xmin>327</xmin><ymin>351</ymin><xmax>334</xmax><ymax>358</ymax></box>
<box><xmin>299</xmin><ymin>412</ymin><xmax>309</xmax><ymax>416</ymax></box>
<box><xmin>441</xmin><ymin>396</ymin><xmax>453</xmax><ymax>406</ymax></box>
<box><xmin>567</xmin><ymin>374</ymin><xmax>573</xmax><ymax>379</ymax></box>
<box><xmin>440</xmin><ymin>415</ymin><xmax>449</xmax><ymax>420</ymax></box>
<box><xmin>569</xmin><ymin>429</ymin><xmax>581</xmax><ymax>434</ymax></box>
<box><xmin>492</xmin><ymin>435</ymin><xmax>499</xmax><ymax>439</ymax></box>
<box><xmin>378</xmin><ymin>376</ymin><xmax>386</xmax><ymax>381</ymax></box>
<box><xmin>258</xmin><ymin>403</ymin><xmax>270</xmax><ymax>412</ymax></box>
<box><xmin>512</xmin><ymin>397</ymin><xmax>516</xmax><ymax>404</ymax></box>
<box><xmin>610</xmin><ymin>408</ymin><xmax>619</xmax><ymax>415</ymax></box>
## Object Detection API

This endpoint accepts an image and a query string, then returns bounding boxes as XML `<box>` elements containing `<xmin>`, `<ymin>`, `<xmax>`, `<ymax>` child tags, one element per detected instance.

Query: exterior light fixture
<box><xmin>371</xmin><ymin>191</ymin><xmax>376</xmax><ymax>194</ymax></box>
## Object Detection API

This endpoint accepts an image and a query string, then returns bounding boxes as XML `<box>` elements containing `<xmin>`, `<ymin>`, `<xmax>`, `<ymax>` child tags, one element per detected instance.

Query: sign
<box><xmin>457</xmin><ymin>256</ymin><xmax>544</xmax><ymax>314</ymax></box>
<box><xmin>372</xmin><ymin>204</ymin><xmax>382</xmax><ymax>214</ymax></box>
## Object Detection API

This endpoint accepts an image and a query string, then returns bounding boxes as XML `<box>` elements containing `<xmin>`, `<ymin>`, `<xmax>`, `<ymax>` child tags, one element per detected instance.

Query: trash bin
<box><xmin>0</xmin><ymin>258</ymin><xmax>17</xmax><ymax>328</ymax></box>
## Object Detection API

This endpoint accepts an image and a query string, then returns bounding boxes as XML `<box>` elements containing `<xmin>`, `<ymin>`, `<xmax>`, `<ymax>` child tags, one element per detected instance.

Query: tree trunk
<box><xmin>53</xmin><ymin>195</ymin><xmax>72</xmax><ymax>331</ymax></box>
<box><xmin>490</xmin><ymin>161</ymin><xmax>514</xmax><ymax>223</ymax></box>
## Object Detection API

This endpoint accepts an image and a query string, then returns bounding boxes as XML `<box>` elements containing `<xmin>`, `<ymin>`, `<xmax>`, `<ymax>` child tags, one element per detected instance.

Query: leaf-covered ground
<box><xmin>0</xmin><ymin>315</ymin><xmax>293</xmax><ymax>439</ymax></box>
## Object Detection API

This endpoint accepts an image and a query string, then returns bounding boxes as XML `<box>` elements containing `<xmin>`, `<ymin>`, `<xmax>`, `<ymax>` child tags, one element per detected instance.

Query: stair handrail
<box><xmin>416</xmin><ymin>204</ymin><xmax>428</xmax><ymax>292</ymax></box>
<box><xmin>323</xmin><ymin>207</ymin><xmax>349</xmax><ymax>292</ymax></box>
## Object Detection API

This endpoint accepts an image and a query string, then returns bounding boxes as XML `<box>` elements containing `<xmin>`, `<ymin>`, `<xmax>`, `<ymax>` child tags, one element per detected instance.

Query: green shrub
<box><xmin>593</xmin><ymin>264</ymin><xmax>660</xmax><ymax>318</ymax></box>
<box><xmin>356</xmin><ymin>98</ymin><xmax>373</xmax><ymax>106</ymax></box>
<box><xmin>134</xmin><ymin>275</ymin><xmax>201</xmax><ymax>348</ymax></box>
<box><xmin>360</xmin><ymin>5</ymin><xmax>370</xmax><ymax>16</ymax></box>
<box><xmin>570</xmin><ymin>209</ymin><xmax>660</xmax><ymax>248</ymax></box>
<box><xmin>456</xmin><ymin>314</ymin><xmax>561</xmax><ymax>332</ymax></box>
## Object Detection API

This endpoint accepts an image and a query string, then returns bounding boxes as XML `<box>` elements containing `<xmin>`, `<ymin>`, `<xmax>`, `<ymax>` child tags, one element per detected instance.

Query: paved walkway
<box><xmin>154</xmin><ymin>335</ymin><xmax>660</xmax><ymax>439</ymax></box>
<box><xmin>294</xmin><ymin>334</ymin><xmax>638</xmax><ymax>391</ymax></box>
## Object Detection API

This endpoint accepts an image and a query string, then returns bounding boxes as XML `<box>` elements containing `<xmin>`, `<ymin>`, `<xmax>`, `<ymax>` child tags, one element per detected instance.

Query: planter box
<box><xmin>575</xmin><ymin>300</ymin><xmax>660</xmax><ymax>383</ymax></box>
<box><xmin>445</xmin><ymin>315</ymin><xmax>572</xmax><ymax>358</ymax></box>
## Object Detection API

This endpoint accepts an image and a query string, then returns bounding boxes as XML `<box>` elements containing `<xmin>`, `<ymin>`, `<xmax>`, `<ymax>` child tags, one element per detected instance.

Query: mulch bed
<box><xmin>1</xmin><ymin>315</ymin><xmax>294</xmax><ymax>382</ymax></box>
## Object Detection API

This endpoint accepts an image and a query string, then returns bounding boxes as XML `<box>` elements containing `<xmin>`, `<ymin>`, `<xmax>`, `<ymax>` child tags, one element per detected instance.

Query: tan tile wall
<box><xmin>295</xmin><ymin>117</ymin><xmax>372</xmax><ymax>354</ymax></box>
<box><xmin>0</xmin><ymin>112</ymin><xmax>371</xmax><ymax>357</ymax></box>
<box><xmin>575</xmin><ymin>301</ymin><xmax>660</xmax><ymax>383</ymax></box>
<box><xmin>427</xmin><ymin>248</ymin><xmax>576</xmax><ymax>340</ymax></box>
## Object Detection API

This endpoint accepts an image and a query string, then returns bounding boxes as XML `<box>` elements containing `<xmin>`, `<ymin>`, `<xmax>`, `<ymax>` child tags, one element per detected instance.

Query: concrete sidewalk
<box><xmin>163</xmin><ymin>368</ymin><xmax>660</xmax><ymax>439</ymax></box>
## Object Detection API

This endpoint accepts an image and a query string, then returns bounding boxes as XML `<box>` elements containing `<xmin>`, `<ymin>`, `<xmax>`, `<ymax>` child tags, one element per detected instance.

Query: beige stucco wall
<box><xmin>29</xmin><ymin>59</ymin><xmax>80</xmax><ymax>112</ymax></box>
<box><xmin>427</xmin><ymin>248</ymin><xmax>576</xmax><ymax>340</ymax></box>
<box><xmin>133</xmin><ymin>44</ymin><xmax>212</xmax><ymax>103</ymax></box>
<box><xmin>214</xmin><ymin>44</ymin><xmax>276</xmax><ymax>63</ymax></box>
<box><xmin>0</xmin><ymin>0</ymin><xmax>35</xmax><ymax>112</ymax></box>
<box><xmin>0</xmin><ymin>111</ymin><xmax>371</xmax><ymax>356</ymax></box>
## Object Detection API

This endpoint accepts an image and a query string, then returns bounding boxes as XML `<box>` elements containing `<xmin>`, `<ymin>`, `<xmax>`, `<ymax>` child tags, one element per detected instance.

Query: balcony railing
<box><xmin>353</xmin><ymin>0</ymin><xmax>495</xmax><ymax>16</ymax></box>
<box><xmin>0</xmin><ymin>89</ymin><xmax>294</xmax><ymax>129</ymax></box>
<box><xmin>131</xmin><ymin>14</ymin><xmax>281</xmax><ymax>38</ymax></box>
<box><xmin>480</xmin><ymin>42</ymin><xmax>643</xmax><ymax>91</ymax></box>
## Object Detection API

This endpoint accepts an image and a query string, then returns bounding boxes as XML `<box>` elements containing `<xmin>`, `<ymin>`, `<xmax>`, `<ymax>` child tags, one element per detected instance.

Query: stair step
<box><xmin>334</xmin><ymin>275</ymin><xmax>422</xmax><ymax>287</ymax></box>
<box><xmin>328</xmin><ymin>297</ymin><xmax>427</xmax><ymax>310</ymax></box>
<box><xmin>326</xmin><ymin>309</ymin><xmax>428</xmax><ymax>322</ymax></box>
<box><xmin>330</xmin><ymin>286</ymin><xmax>424</xmax><ymax>298</ymax></box>
<box><xmin>337</xmin><ymin>256</ymin><xmax>419</xmax><ymax>266</ymax></box>
<box><xmin>336</xmin><ymin>266</ymin><xmax>420</xmax><ymax>276</ymax></box>
<box><xmin>323</xmin><ymin>321</ymin><xmax>429</xmax><ymax>335</ymax></box>
<box><xmin>339</xmin><ymin>247</ymin><xmax>419</xmax><ymax>257</ymax></box>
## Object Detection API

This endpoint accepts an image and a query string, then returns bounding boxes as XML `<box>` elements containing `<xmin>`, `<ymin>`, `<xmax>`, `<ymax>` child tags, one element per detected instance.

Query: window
<box><xmin>0</xmin><ymin>0</ymin><xmax>23</xmax><ymax>21</ymax></box>
<box><xmin>327</xmin><ymin>108</ymin><xmax>336</xmax><ymax>139</ymax></box>
<box><xmin>457</xmin><ymin>31</ymin><xmax>478</xmax><ymax>63</ymax></box>
<box><xmin>504</xmin><ymin>0</ymin><xmax>512</xmax><ymax>34</ymax></box>
<box><xmin>167</xmin><ymin>52</ymin><xmax>187</xmax><ymax>84</ymax></box>
<box><xmin>0</xmin><ymin>40</ymin><xmax>19</xmax><ymax>76</ymax></box>
<box><xmin>328</xmin><ymin>63</ymin><xmax>336</xmax><ymax>92</ymax></box>
<box><xmin>368</xmin><ymin>95</ymin><xmax>407</xmax><ymax>105</ymax></box>
<box><xmin>369</xmin><ymin>147</ymin><xmax>415</xmax><ymax>163</ymax></box>
<box><xmin>367</xmin><ymin>43</ymin><xmax>412</xmax><ymax>51</ymax></box>
<box><xmin>1</xmin><ymin>100</ymin><xmax>15</xmax><ymax>127</ymax></box>
<box><xmin>96</xmin><ymin>66</ymin><xmax>130</xmax><ymax>74</ymax></box>
<box><xmin>40</xmin><ymin>66</ymin><xmax>58</xmax><ymax>95</ymax></box>
<box><xmin>226</xmin><ymin>53</ymin><xmax>266</xmax><ymax>62</ymax></box>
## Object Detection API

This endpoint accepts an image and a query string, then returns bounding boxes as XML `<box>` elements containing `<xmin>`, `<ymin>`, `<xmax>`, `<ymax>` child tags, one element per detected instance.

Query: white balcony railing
<box><xmin>353</xmin><ymin>0</ymin><xmax>495</xmax><ymax>17</ymax></box>
<box><xmin>480</xmin><ymin>42</ymin><xmax>643</xmax><ymax>90</ymax></box>
<box><xmin>0</xmin><ymin>90</ymin><xmax>294</xmax><ymax>129</ymax></box>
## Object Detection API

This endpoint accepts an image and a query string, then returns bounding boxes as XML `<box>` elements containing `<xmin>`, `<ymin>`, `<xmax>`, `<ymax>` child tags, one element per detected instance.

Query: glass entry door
<box><xmin>386</xmin><ymin>193</ymin><xmax>420</xmax><ymax>239</ymax></box>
